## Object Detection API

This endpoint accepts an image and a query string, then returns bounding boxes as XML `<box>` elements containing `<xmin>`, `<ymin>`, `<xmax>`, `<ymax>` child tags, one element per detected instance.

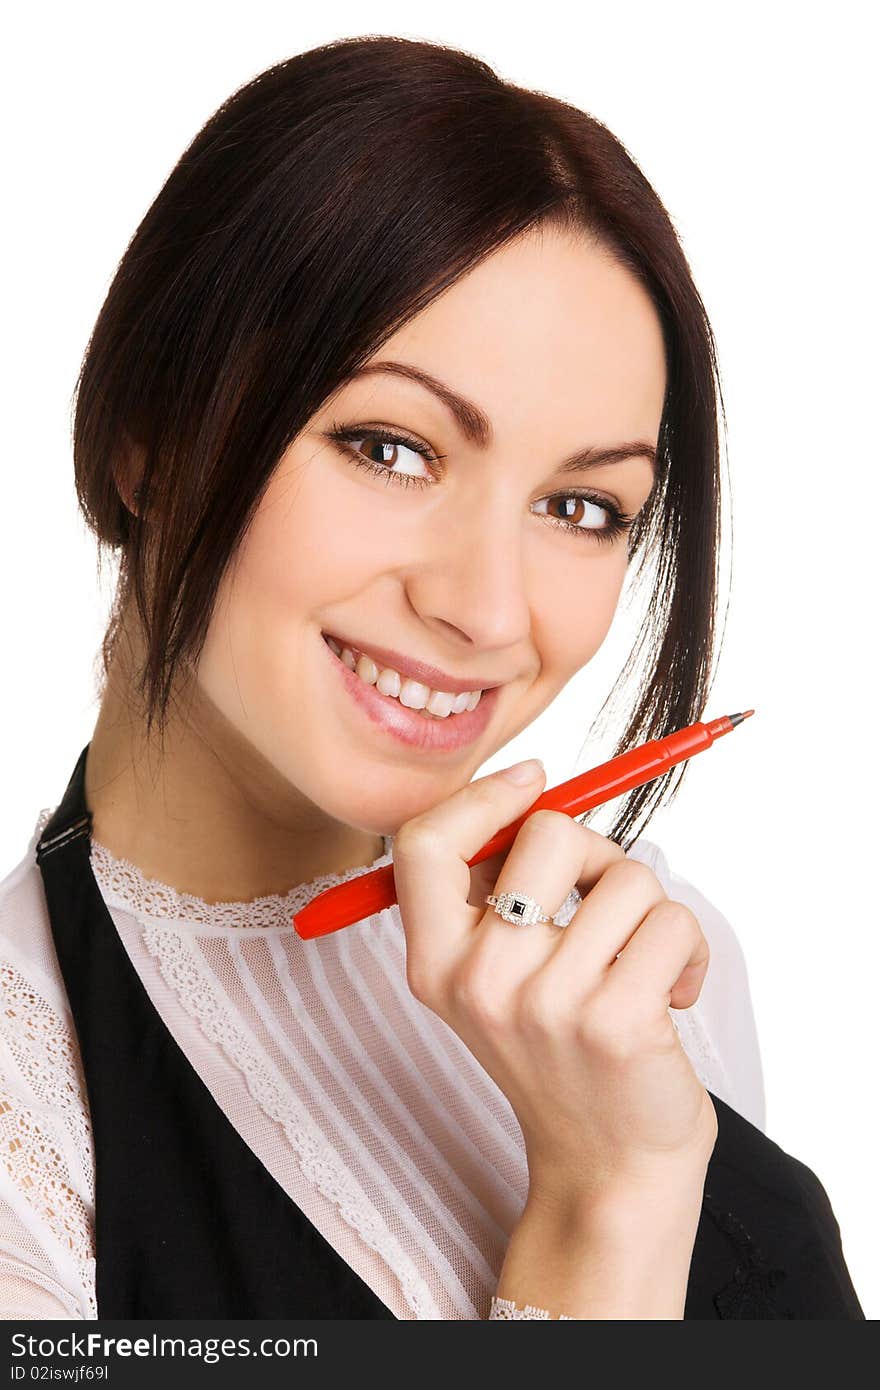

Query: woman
<box><xmin>0</xmin><ymin>35</ymin><xmax>863</xmax><ymax>1319</ymax></box>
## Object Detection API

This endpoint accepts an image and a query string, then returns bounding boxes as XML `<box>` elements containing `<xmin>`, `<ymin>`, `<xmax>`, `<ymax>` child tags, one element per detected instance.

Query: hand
<box><xmin>392</xmin><ymin>759</ymin><xmax>718</xmax><ymax>1215</ymax></box>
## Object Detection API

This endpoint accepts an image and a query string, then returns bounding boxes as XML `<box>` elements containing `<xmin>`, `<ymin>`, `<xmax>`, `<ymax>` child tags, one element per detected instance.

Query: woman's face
<box><xmin>196</xmin><ymin>223</ymin><xmax>665</xmax><ymax>834</ymax></box>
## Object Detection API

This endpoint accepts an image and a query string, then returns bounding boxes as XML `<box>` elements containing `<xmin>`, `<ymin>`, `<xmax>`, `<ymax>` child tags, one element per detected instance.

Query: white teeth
<box><xmin>375</xmin><ymin>667</ymin><xmax>401</xmax><ymax>698</ymax></box>
<box><xmin>355</xmin><ymin>653</ymin><xmax>379</xmax><ymax>685</ymax></box>
<box><xmin>325</xmin><ymin>633</ymin><xmax>484</xmax><ymax>717</ymax></box>
<box><xmin>426</xmin><ymin>689</ymin><xmax>455</xmax><ymax>718</ymax></box>
<box><xmin>399</xmin><ymin>679</ymin><xmax>431</xmax><ymax>710</ymax></box>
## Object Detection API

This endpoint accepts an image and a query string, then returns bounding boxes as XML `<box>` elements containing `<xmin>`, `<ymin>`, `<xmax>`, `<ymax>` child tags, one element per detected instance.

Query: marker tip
<box><xmin>724</xmin><ymin>709</ymin><xmax>756</xmax><ymax>728</ymax></box>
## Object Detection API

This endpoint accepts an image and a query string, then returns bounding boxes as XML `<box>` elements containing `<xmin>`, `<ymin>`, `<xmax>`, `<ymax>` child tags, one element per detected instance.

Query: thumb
<box><xmin>392</xmin><ymin>758</ymin><xmax>547</xmax><ymax>949</ymax></box>
<box><xmin>495</xmin><ymin>757</ymin><xmax>547</xmax><ymax>787</ymax></box>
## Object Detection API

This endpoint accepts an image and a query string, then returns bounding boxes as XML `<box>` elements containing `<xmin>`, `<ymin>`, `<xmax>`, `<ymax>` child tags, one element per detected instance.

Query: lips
<box><xmin>320</xmin><ymin>629</ymin><xmax>501</xmax><ymax>752</ymax></box>
<box><xmin>320</xmin><ymin>630</ymin><xmax>500</xmax><ymax>697</ymax></box>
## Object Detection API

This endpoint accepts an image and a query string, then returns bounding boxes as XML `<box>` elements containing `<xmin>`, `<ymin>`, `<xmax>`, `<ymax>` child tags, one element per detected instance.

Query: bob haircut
<box><xmin>72</xmin><ymin>33</ymin><xmax>729</xmax><ymax>852</ymax></box>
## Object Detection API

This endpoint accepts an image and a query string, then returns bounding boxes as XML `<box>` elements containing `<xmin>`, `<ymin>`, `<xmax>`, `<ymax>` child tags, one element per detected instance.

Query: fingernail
<box><xmin>500</xmin><ymin>758</ymin><xmax>545</xmax><ymax>785</ymax></box>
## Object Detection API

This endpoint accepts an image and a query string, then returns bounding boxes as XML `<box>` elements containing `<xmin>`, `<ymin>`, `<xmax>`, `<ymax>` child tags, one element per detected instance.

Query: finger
<box><xmin>535</xmin><ymin>857</ymin><xmax>667</xmax><ymax>995</ymax></box>
<box><xmin>458</xmin><ymin>812</ymin><xmax>628</xmax><ymax>1005</ymax></box>
<box><xmin>479</xmin><ymin>808</ymin><xmax>625</xmax><ymax>947</ymax></box>
<box><xmin>465</xmin><ymin>848</ymin><xmax>509</xmax><ymax>911</ymax></box>
<box><xmin>607</xmin><ymin>899</ymin><xmax>710</xmax><ymax>1010</ymax></box>
<box><xmin>668</xmin><ymin>949</ymin><xmax>710</xmax><ymax>1011</ymax></box>
<box><xmin>391</xmin><ymin>760</ymin><xmax>548</xmax><ymax>967</ymax></box>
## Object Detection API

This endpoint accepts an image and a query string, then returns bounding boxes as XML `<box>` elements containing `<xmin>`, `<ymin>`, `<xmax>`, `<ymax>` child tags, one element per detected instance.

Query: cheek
<box><xmin>193</xmin><ymin>457</ymin><xmax>395</xmax><ymax>730</ymax></box>
<box><xmin>210</xmin><ymin>454</ymin><xmax>394</xmax><ymax>636</ymax></box>
<box><xmin>531</xmin><ymin>548</ymin><xmax>629</xmax><ymax>680</ymax></box>
<box><xmin>238</xmin><ymin>460</ymin><xmax>371</xmax><ymax>606</ymax></box>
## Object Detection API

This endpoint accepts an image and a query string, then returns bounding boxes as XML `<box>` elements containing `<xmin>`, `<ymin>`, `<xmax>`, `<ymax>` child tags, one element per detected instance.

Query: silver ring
<box><xmin>485</xmin><ymin>891</ymin><xmax>553</xmax><ymax>927</ymax></box>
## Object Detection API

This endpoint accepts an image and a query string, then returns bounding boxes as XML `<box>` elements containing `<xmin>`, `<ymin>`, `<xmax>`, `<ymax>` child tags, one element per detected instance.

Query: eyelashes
<box><xmin>324</xmin><ymin>422</ymin><xmax>637</xmax><ymax>547</ymax></box>
<box><xmin>325</xmin><ymin>422</ymin><xmax>446</xmax><ymax>474</ymax></box>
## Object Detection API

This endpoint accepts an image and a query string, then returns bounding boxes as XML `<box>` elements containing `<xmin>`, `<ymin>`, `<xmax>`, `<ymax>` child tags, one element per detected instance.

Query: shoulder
<box><xmin>0</xmin><ymin>810</ymin><xmax>91</xmax><ymax>1118</ymax></box>
<box><xmin>0</xmin><ymin>809</ymin><xmax>67</xmax><ymax>995</ymax></box>
<box><xmin>687</xmin><ymin>1093</ymin><xmax>864</xmax><ymax>1319</ymax></box>
<box><xmin>0</xmin><ymin>811</ymin><xmax>87</xmax><ymax>1079</ymax></box>
<box><xmin>0</xmin><ymin>810</ymin><xmax>97</xmax><ymax>1319</ymax></box>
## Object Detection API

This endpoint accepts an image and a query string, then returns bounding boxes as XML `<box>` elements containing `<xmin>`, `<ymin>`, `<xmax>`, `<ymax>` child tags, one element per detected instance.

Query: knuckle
<box><xmin>405</xmin><ymin>954</ymin><xmax>438</xmax><ymax>1008</ymax></box>
<box><xmin>578</xmin><ymin>824</ymin><xmax>627</xmax><ymax>860</ymax></box>
<box><xmin>471</xmin><ymin>779</ymin><xmax>507</xmax><ymax>814</ymax></box>
<box><xmin>518</xmin><ymin>809</ymin><xmax>586</xmax><ymax>858</ymax></box>
<box><xmin>577</xmin><ymin>992</ymin><xmax>636</xmax><ymax>1063</ymax></box>
<box><xmin>519</xmin><ymin>807</ymin><xmax>577</xmax><ymax>844</ymax></box>
<box><xmin>515</xmin><ymin>812</ymin><xmax>625</xmax><ymax>868</ymax></box>
<box><xmin>653</xmin><ymin>898</ymin><xmax>702</xmax><ymax>942</ymax></box>
<box><xmin>606</xmin><ymin>857</ymin><xmax>662</xmax><ymax>895</ymax></box>
<box><xmin>522</xmin><ymin>807</ymin><xmax>568</xmax><ymax>833</ymax></box>
<box><xmin>393</xmin><ymin>819</ymin><xmax>444</xmax><ymax>860</ymax></box>
<box><xmin>449</xmin><ymin>958</ymin><xmax>506</xmax><ymax>1029</ymax></box>
<box><xmin>514</xmin><ymin>979</ymin><xmax>564</xmax><ymax>1036</ymax></box>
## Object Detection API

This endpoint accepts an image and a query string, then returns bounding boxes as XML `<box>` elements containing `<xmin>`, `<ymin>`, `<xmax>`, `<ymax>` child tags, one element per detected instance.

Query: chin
<box><xmin>311</xmin><ymin>767</ymin><xmax>473</xmax><ymax>841</ymax></box>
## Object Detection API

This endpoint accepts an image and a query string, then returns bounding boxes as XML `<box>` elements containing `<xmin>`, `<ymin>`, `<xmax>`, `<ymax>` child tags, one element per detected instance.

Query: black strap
<box><xmin>36</xmin><ymin>744</ymin><xmax>396</xmax><ymax>1318</ymax></box>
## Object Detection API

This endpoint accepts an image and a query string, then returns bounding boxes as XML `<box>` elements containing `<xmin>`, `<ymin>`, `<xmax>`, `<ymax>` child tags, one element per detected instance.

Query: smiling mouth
<box><xmin>321</xmin><ymin>633</ymin><xmax>484</xmax><ymax>719</ymax></box>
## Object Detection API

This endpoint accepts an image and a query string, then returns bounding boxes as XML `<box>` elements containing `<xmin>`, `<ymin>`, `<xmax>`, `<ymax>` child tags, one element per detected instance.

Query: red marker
<box><xmin>293</xmin><ymin>710</ymin><xmax>755</xmax><ymax>939</ymax></box>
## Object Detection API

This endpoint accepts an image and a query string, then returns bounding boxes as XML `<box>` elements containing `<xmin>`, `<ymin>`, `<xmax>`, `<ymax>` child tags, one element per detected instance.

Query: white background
<box><xmin>3</xmin><ymin>1</ymin><xmax>876</xmax><ymax>1316</ymax></box>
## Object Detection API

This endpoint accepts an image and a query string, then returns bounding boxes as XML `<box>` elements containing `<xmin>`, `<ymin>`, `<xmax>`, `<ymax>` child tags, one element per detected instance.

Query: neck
<box><xmin>84</xmin><ymin>649</ymin><xmax>385</xmax><ymax>906</ymax></box>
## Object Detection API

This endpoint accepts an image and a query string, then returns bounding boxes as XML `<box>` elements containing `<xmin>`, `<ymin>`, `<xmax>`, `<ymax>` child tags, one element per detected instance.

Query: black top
<box><xmin>34</xmin><ymin>744</ymin><xmax>864</xmax><ymax>1319</ymax></box>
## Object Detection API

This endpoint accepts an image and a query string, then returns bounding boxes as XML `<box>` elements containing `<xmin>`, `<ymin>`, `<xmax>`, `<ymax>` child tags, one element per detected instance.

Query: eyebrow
<box><xmin>349</xmin><ymin>359</ymin><xmax>657</xmax><ymax>474</ymax></box>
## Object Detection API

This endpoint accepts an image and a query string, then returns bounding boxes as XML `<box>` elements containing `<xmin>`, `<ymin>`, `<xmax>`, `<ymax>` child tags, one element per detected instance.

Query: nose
<box><xmin>403</xmin><ymin>509</ymin><xmax>533</xmax><ymax>655</ymax></box>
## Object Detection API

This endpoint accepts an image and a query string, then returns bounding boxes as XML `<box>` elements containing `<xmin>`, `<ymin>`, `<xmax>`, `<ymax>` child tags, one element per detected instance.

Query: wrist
<box><xmin>525</xmin><ymin>1152</ymin><xmax>711</xmax><ymax>1237</ymax></box>
<box><xmin>499</xmin><ymin>1171</ymin><xmax>708</xmax><ymax>1320</ymax></box>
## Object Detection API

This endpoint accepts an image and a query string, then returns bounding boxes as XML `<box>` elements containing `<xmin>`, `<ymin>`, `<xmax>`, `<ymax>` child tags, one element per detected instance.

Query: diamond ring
<box><xmin>485</xmin><ymin>891</ymin><xmax>553</xmax><ymax>927</ymax></box>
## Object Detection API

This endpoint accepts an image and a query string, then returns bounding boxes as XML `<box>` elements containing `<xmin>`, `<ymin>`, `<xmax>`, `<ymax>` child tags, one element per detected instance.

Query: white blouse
<box><xmin>0</xmin><ymin>806</ymin><xmax>765</xmax><ymax>1321</ymax></box>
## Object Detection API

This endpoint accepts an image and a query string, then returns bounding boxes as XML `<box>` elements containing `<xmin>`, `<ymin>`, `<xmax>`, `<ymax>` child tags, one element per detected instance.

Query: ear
<box><xmin>114</xmin><ymin>437</ymin><xmax>148</xmax><ymax>516</ymax></box>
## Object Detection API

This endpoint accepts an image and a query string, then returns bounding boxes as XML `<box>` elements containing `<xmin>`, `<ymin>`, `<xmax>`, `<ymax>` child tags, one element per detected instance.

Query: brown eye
<box><xmin>534</xmin><ymin>493</ymin><xmax>611</xmax><ymax>528</ymax></box>
<box><xmin>544</xmin><ymin>495</ymin><xmax>608</xmax><ymax>528</ymax></box>
<box><xmin>326</xmin><ymin>422</ymin><xmax>634</xmax><ymax>542</ymax></box>
<box><xmin>348</xmin><ymin>436</ymin><xmax>429</xmax><ymax>477</ymax></box>
<box><xmin>532</xmin><ymin>493</ymin><xmax>635</xmax><ymax>547</ymax></box>
<box><xmin>327</xmin><ymin>426</ymin><xmax>439</xmax><ymax>488</ymax></box>
<box><xmin>359</xmin><ymin>439</ymin><xmax>400</xmax><ymax>466</ymax></box>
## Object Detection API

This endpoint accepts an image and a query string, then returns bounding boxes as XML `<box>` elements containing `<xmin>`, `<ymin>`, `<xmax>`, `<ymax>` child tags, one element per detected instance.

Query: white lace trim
<box><xmin>0</xmin><ymin>941</ymin><xmax>97</xmax><ymax>1320</ymax></box>
<box><xmin>137</xmin><ymin>920</ymin><xmax>440</xmax><ymax>1319</ymax></box>
<box><xmin>87</xmin><ymin>833</ymin><xmax>394</xmax><ymax>931</ymax></box>
<box><xmin>0</xmin><ymin>1093</ymin><xmax>97</xmax><ymax>1319</ymax></box>
<box><xmin>490</xmin><ymin>1295</ymin><xmax>573</xmax><ymax>1319</ymax></box>
<box><xmin>0</xmin><ymin>959</ymin><xmax>96</xmax><ymax>1205</ymax></box>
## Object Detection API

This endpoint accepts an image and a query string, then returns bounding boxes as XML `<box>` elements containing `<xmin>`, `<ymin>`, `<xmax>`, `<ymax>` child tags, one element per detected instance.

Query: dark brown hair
<box><xmin>72</xmin><ymin>33</ymin><xmax>729</xmax><ymax>851</ymax></box>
